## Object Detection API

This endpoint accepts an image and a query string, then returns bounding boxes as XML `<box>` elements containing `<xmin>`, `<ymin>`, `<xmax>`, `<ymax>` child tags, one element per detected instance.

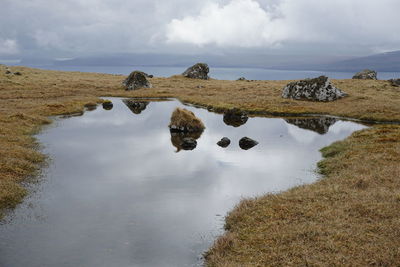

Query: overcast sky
<box><xmin>1</xmin><ymin>0</ymin><xmax>400</xmax><ymax>58</ymax></box>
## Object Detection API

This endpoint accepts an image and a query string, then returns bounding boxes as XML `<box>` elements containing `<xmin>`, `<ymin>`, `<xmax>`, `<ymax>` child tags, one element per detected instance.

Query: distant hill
<box><xmin>297</xmin><ymin>51</ymin><xmax>400</xmax><ymax>72</ymax></box>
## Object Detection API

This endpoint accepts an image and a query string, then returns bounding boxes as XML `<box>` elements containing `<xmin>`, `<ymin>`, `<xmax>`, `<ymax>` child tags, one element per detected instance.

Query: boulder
<box><xmin>102</xmin><ymin>100</ymin><xmax>113</xmax><ymax>110</ymax></box>
<box><xmin>123</xmin><ymin>99</ymin><xmax>149</xmax><ymax>114</ymax></box>
<box><xmin>5</xmin><ymin>70</ymin><xmax>11</xmax><ymax>74</ymax></box>
<box><xmin>223</xmin><ymin>108</ymin><xmax>248</xmax><ymax>127</ymax></box>
<box><xmin>181</xmin><ymin>137</ymin><xmax>197</xmax><ymax>150</ymax></box>
<box><xmin>217</xmin><ymin>137</ymin><xmax>231</xmax><ymax>148</ymax></box>
<box><xmin>237</xmin><ymin>77</ymin><xmax>246</xmax><ymax>81</ymax></box>
<box><xmin>239</xmin><ymin>137</ymin><xmax>258</xmax><ymax>150</ymax></box>
<box><xmin>13</xmin><ymin>71</ymin><xmax>22</xmax><ymax>76</ymax></box>
<box><xmin>285</xmin><ymin>117</ymin><xmax>337</xmax><ymax>134</ymax></box>
<box><xmin>389</xmin><ymin>79</ymin><xmax>400</xmax><ymax>87</ymax></box>
<box><xmin>282</xmin><ymin>76</ymin><xmax>347</xmax><ymax>102</ymax></box>
<box><xmin>169</xmin><ymin>108</ymin><xmax>205</xmax><ymax>133</ymax></box>
<box><xmin>122</xmin><ymin>71</ymin><xmax>152</xmax><ymax>90</ymax></box>
<box><xmin>352</xmin><ymin>69</ymin><xmax>377</xmax><ymax>80</ymax></box>
<box><xmin>182</xmin><ymin>63</ymin><xmax>209</xmax><ymax>80</ymax></box>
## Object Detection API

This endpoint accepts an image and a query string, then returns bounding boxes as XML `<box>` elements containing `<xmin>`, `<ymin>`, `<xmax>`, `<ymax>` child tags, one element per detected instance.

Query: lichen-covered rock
<box><xmin>389</xmin><ymin>79</ymin><xmax>400</xmax><ymax>87</ymax></box>
<box><xmin>352</xmin><ymin>69</ymin><xmax>377</xmax><ymax>80</ymax></box>
<box><xmin>123</xmin><ymin>99</ymin><xmax>149</xmax><ymax>114</ymax></box>
<box><xmin>282</xmin><ymin>76</ymin><xmax>347</xmax><ymax>102</ymax></box>
<box><xmin>285</xmin><ymin>117</ymin><xmax>337</xmax><ymax>134</ymax></box>
<box><xmin>182</xmin><ymin>63</ymin><xmax>209</xmax><ymax>80</ymax></box>
<box><xmin>217</xmin><ymin>137</ymin><xmax>231</xmax><ymax>148</ymax></box>
<box><xmin>122</xmin><ymin>71</ymin><xmax>152</xmax><ymax>90</ymax></box>
<box><xmin>239</xmin><ymin>137</ymin><xmax>258</xmax><ymax>150</ymax></box>
<box><xmin>169</xmin><ymin>108</ymin><xmax>205</xmax><ymax>133</ymax></box>
<box><xmin>223</xmin><ymin>108</ymin><xmax>248</xmax><ymax>127</ymax></box>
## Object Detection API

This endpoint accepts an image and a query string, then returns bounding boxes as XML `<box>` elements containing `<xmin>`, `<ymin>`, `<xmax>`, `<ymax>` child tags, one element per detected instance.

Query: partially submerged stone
<box><xmin>285</xmin><ymin>117</ymin><xmax>337</xmax><ymax>134</ymax></box>
<box><xmin>181</xmin><ymin>137</ymin><xmax>197</xmax><ymax>150</ymax></box>
<box><xmin>352</xmin><ymin>69</ymin><xmax>377</xmax><ymax>80</ymax></box>
<box><xmin>169</xmin><ymin>108</ymin><xmax>205</xmax><ymax>133</ymax></box>
<box><xmin>282</xmin><ymin>76</ymin><xmax>347</xmax><ymax>102</ymax></box>
<box><xmin>217</xmin><ymin>137</ymin><xmax>231</xmax><ymax>148</ymax></box>
<box><xmin>123</xmin><ymin>99</ymin><xmax>149</xmax><ymax>114</ymax></box>
<box><xmin>223</xmin><ymin>108</ymin><xmax>248</xmax><ymax>127</ymax></box>
<box><xmin>239</xmin><ymin>137</ymin><xmax>258</xmax><ymax>150</ymax></box>
<box><xmin>170</xmin><ymin>131</ymin><xmax>202</xmax><ymax>152</ymax></box>
<box><xmin>102</xmin><ymin>100</ymin><xmax>113</xmax><ymax>110</ymax></box>
<box><xmin>182</xmin><ymin>63</ymin><xmax>209</xmax><ymax>80</ymax></box>
<box><xmin>389</xmin><ymin>79</ymin><xmax>400</xmax><ymax>87</ymax></box>
<box><xmin>122</xmin><ymin>71</ymin><xmax>152</xmax><ymax>90</ymax></box>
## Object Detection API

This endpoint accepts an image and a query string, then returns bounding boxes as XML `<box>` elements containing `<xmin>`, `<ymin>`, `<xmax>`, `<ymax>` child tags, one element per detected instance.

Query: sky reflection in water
<box><xmin>0</xmin><ymin>99</ymin><xmax>367</xmax><ymax>267</ymax></box>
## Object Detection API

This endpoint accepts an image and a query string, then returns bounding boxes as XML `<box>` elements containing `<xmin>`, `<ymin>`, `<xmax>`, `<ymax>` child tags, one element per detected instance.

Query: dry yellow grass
<box><xmin>169</xmin><ymin>107</ymin><xmax>205</xmax><ymax>132</ymax></box>
<box><xmin>0</xmin><ymin>65</ymin><xmax>399</xmax><ymax>265</ymax></box>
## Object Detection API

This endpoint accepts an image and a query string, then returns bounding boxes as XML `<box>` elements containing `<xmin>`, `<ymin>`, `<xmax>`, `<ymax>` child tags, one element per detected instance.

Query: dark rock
<box><xmin>282</xmin><ymin>76</ymin><xmax>347</xmax><ymax>102</ymax></box>
<box><xmin>182</xmin><ymin>63</ymin><xmax>209</xmax><ymax>80</ymax></box>
<box><xmin>389</xmin><ymin>79</ymin><xmax>400</xmax><ymax>87</ymax></box>
<box><xmin>122</xmin><ymin>71</ymin><xmax>152</xmax><ymax>90</ymax></box>
<box><xmin>239</xmin><ymin>137</ymin><xmax>258</xmax><ymax>150</ymax></box>
<box><xmin>237</xmin><ymin>77</ymin><xmax>246</xmax><ymax>81</ymax></box>
<box><xmin>181</xmin><ymin>137</ymin><xmax>197</xmax><ymax>150</ymax></box>
<box><xmin>223</xmin><ymin>108</ymin><xmax>248</xmax><ymax>127</ymax></box>
<box><xmin>5</xmin><ymin>70</ymin><xmax>11</xmax><ymax>74</ymax></box>
<box><xmin>217</xmin><ymin>137</ymin><xmax>231</xmax><ymax>148</ymax></box>
<box><xmin>285</xmin><ymin>117</ymin><xmax>337</xmax><ymax>134</ymax></box>
<box><xmin>352</xmin><ymin>69</ymin><xmax>377</xmax><ymax>80</ymax></box>
<box><xmin>102</xmin><ymin>101</ymin><xmax>113</xmax><ymax>110</ymax></box>
<box><xmin>170</xmin><ymin>131</ymin><xmax>202</xmax><ymax>152</ymax></box>
<box><xmin>13</xmin><ymin>72</ymin><xmax>22</xmax><ymax>76</ymax></box>
<box><xmin>123</xmin><ymin>99</ymin><xmax>149</xmax><ymax>114</ymax></box>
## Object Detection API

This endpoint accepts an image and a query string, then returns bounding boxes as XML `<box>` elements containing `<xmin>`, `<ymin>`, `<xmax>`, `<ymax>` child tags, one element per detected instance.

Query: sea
<box><xmin>17</xmin><ymin>65</ymin><xmax>400</xmax><ymax>81</ymax></box>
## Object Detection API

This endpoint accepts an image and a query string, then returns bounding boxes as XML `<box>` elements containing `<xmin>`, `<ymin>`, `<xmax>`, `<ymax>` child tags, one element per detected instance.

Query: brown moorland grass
<box><xmin>169</xmin><ymin>107</ymin><xmax>205</xmax><ymax>131</ymax></box>
<box><xmin>0</xmin><ymin>65</ymin><xmax>399</xmax><ymax>265</ymax></box>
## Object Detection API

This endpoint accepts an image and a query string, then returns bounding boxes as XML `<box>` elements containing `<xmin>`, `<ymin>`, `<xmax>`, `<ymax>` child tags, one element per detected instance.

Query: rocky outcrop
<box><xmin>217</xmin><ymin>137</ymin><xmax>231</xmax><ymax>148</ymax></box>
<box><xmin>282</xmin><ymin>76</ymin><xmax>347</xmax><ymax>102</ymax></box>
<box><xmin>123</xmin><ymin>99</ymin><xmax>149</xmax><ymax>114</ymax></box>
<box><xmin>182</xmin><ymin>63</ymin><xmax>209</xmax><ymax>80</ymax></box>
<box><xmin>352</xmin><ymin>69</ymin><xmax>377</xmax><ymax>80</ymax></box>
<box><xmin>102</xmin><ymin>100</ymin><xmax>113</xmax><ymax>110</ymax></box>
<box><xmin>169</xmin><ymin>108</ymin><xmax>205</xmax><ymax>133</ymax></box>
<box><xmin>285</xmin><ymin>117</ymin><xmax>337</xmax><ymax>134</ymax></box>
<box><xmin>223</xmin><ymin>108</ymin><xmax>248</xmax><ymax>127</ymax></box>
<box><xmin>239</xmin><ymin>137</ymin><xmax>258</xmax><ymax>150</ymax></box>
<box><xmin>122</xmin><ymin>71</ymin><xmax>152</xmax><ymax>90</ymax></box>
<box><xmin>389</xmin><ymin>79</ymin><xmax>400</xmax><ymax>87</ymax></box>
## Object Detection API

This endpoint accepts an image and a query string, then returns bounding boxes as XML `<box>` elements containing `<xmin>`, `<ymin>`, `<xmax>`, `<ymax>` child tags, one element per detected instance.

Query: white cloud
<box><xmin>165</xmin><ymin>0</ymin><xmax>400</xmax><ymax>49</ymax></box>
<box><xmin>0</xmin><ymin>39</ymin><xmax>19</xmax><ymax>55</ymax></box>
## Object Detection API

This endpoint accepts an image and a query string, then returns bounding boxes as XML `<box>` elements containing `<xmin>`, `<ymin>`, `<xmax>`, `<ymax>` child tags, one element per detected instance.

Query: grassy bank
<box><xmin>1</xmin><ymin>65</ymin><xmax>399</xmax><ymax>265</ymax></box>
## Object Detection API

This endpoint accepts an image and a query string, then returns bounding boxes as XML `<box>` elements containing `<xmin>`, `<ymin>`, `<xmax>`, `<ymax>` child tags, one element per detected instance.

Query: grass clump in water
<box><xmin>169</xmin><ymin>107</ymin><xmax>205</xmax><ymax>132</ymax></box>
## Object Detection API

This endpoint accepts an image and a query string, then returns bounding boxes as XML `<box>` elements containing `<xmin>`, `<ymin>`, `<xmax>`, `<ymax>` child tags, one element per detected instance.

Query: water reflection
<box><xmin>122</xmin><ymin>99</ymin><xmax>149</xmax><ymax>114</ymax></box>
<box><xmin>0</xmin><ymin>99</ymin><xmax>367</xmax><ymax>267</ymax></box>
<box><xmin>285</xmin><ymin>117</ymin><xmax>337</xmax><ymax>134</ymax></box>
<box><xmin>223</xmin><ymin>109</ymin><xmax>248</xmax><ymax>127</ymax></box>
<box><xmin>170</xmin><ymin>131</ymin><xmax>203</xmax><ymax>152</ymax></box>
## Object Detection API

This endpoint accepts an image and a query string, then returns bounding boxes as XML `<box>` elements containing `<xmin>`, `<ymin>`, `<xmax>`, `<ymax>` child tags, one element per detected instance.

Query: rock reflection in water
<box><xmin>285</xmin><ymin>117</ymin><xmax>337</xmax><ymax>134</ymax></box>
<box><xmin>122</xmin><ymin>99</ymin><xmax>149</xmax><ymax>114</ymax></box>
<box><xmin>223</xmin><ymin>108</ymin><xmax>248</xmax><ymax>127</ymax></box>
<box><xmin>170</xmin><ymin>131</ymin><xmax>203</xmax><ymax>152</ymax></box>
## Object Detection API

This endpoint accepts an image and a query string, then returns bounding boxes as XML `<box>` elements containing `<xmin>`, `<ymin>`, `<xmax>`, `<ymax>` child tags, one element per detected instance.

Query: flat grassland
<box><xmin>1</xmin><ymin>65</ymin><xmax>399</xmax><ymax>266</ymax></box>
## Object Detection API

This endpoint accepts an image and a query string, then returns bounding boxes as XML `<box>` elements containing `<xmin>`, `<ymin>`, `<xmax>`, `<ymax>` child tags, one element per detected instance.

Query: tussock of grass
<box><xmin>169</xmin><ymin>107</ymin><xmax>205</xmax><ymax>132</ymax></box>
<box><xmin>0</xmin><ymin>65</ymin><xmax>399</xmax><ymax>265</ymax></box>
